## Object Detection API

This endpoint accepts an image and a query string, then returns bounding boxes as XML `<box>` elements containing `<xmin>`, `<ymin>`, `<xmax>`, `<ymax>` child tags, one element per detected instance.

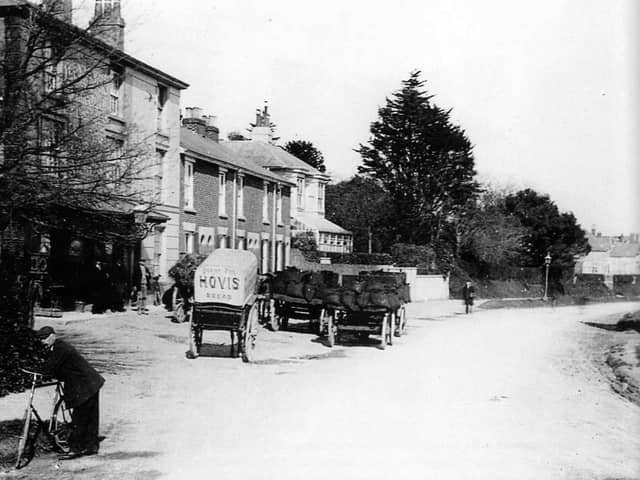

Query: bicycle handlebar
<box><xmin>20</xmin><ymin>368</ymin><xmax>43</xmax><ymax>377</ymax></box>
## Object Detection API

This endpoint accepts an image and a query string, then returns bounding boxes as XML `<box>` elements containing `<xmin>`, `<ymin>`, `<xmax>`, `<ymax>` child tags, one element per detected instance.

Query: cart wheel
<box><xmin>327</xmin><ymin>312</ymin><xmax>336</xmax><ymax>348</ymax></box>
<box><xmin>380</xmin><ymin>313</ymin><xmax>387</xmax><ymax>350</ymax></box>
<box><xmin>400</xmin><ymin>306</ymin><xmax>407</xmax><ymax>335</ymax></box>
<box><xmin>187</xmin><ymin>316</ymin><xmax>199</xmax><ymax>359</ymax></box>
<box><xmin>50</xmin><ymin>395</ymin><xmax>71</xmax><ymax>453</ymax></box>
<box><xmin>242</xmin><ymin>303</ymin><xmax>259</xmax><ymax>363</ymax></box>
<box><xmin>318</xmin><ymin>309</ymin><xmax>326</xmax><ymax>336</ymax></box>
<box><xmin>269</xmin><ymin>301</ymin><xmax>281</xmax><ymax>331</ymax></box>
<box><xmin>387</xmin><ymin>313</ymin><xmax>393</xmax><ymax>346</ymax></box>
<box><xmin>393</xmin><ymin>310</ymin><xmax>401</xmax><ymax>337</ymax></box>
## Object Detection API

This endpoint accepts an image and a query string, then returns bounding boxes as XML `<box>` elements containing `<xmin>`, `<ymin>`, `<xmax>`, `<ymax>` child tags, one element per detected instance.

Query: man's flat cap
<box><xmin>36</xmin><ymin>326</ymin><xmax>55</xmax><ymax>339</ymax></box>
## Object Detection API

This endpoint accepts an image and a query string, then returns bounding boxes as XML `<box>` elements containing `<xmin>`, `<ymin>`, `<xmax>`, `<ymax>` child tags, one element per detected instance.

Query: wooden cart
<box><xmin>261</xmin><ymin>293</ymin><xmax>325</xmax><ymax>333</ymax></box>
<box><xmin>186</xmin><ymin>250</ymin><xmax>260</xmax><ymax>362</ymax></box>
<box><xmin>324</xmin><ymin>306</ymin><xmax>394</xmax><ymax>349</ymax></box>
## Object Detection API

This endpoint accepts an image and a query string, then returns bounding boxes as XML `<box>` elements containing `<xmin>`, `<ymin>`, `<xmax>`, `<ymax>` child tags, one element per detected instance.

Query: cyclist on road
<box><xmin>37</xmin><ymin>326</ymin><xmax>105</xmax><ymax>460</ymax></box>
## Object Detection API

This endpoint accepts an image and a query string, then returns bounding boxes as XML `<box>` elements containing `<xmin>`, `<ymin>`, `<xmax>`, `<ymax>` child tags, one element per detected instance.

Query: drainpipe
<box><xmin>231</xmin><ymin>171</ymin><xmax>237</xmax><ymax>249</ymax></box>
<box><xmin>272</xmin><ymin>183</ymin><xmax>278</xmax><ymax>272</ymax></box>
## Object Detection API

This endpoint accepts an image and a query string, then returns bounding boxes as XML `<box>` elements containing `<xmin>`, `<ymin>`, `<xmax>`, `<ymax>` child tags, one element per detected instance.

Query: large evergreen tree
<box><xmin>358</xmin><ymin>71</ymin><xmax>479</xmax><ymax>245</ymax></box>
<box><xmin>283</xmin><ymin>140</ymin><xmax>326</xmax><ymax>172</ymax></box>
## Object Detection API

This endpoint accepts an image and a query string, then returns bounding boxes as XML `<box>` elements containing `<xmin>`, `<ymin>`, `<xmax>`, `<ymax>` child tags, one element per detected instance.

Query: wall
<box><xmin>290</xmin><ymin>250</ymin><xmax>450</xmax><ymax>301</ymax></box>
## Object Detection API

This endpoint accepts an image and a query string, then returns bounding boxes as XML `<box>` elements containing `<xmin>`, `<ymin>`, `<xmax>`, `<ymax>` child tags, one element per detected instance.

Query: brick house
<box><xmin>225</xmin><ymin>105</ymin><xmax>352</xmax><ymax>255</ymax></box>
<box><xmin>0</xmin><ymin>0</ymin><xmax>188</xmax><ymax>306</ymax></box>
<box><xmin>180</xmin><ymin>108</ymin><xmax>293</xmax><ymax>274</ymax></box>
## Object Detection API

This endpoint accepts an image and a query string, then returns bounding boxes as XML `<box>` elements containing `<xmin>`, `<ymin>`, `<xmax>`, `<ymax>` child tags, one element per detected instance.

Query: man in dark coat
<box><xmin>37</xmin><ymin>326</ymin><xmax>105</xmax><ymax>459</ymax></box>
<box><xmin>133</xmin><ymin>259</ymin><xmax>151</xmax><ymax>314</ymax></box>
<box><xmin>462</xmin><ymin>281</ymin><xmax>476</xmax><ymax>314</ymax></box>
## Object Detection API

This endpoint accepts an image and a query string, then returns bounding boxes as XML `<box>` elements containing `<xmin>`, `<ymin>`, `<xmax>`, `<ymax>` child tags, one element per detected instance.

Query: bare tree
<box><xmin>0</xmin><ymin>0</ymin><xmax>158</xmax><ymax>323</ymax></box>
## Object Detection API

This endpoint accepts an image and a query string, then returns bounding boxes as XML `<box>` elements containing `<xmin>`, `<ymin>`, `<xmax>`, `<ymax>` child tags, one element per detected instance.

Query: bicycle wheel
<box><xmin>15</xmin><ymin>415</ymin><xmax>40</xmax><ymax>469</ymax></box>
<box><xmin>49</xmin><ymin>396</ymin><xmax>72</xmax><ymax>453</ymax></box>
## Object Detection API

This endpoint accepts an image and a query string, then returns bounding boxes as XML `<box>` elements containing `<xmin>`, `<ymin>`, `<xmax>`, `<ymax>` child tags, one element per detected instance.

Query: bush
<box><xmin>324</xmin><ymin>251</ymin><xmax>393</xmax><ymax>265</ymax></box>
<box><xmin>168</xmin><ymin>253</ymin><xmax>207</xmax><ymax>300</ymax></box>
<box><xmin>292</xmin><ymin>232</ymin><xmax>319</xmax><ymax>261</ymax></box>
<box><xmin>0</xmin><ymin>269</ymin><xmax>45</xmax><ymax>397</ymax></box>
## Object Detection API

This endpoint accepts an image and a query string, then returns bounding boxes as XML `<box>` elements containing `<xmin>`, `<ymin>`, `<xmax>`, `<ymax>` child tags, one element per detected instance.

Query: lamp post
<box><xmin>543</xmin><ymin>252</ymin><xmax>551</xmax><ymax>301</ymax></box>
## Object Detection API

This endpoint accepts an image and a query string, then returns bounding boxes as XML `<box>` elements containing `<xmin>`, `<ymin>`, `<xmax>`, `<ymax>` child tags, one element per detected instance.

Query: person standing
<box><xmin>36</xmin><ymin>326</ymin><xmax>105</xmax><ymax>459</ymax></box>
<box><xmin>133</xmin><ymin>259</ymin><xmax>151</xmax><ymax>314</ymax></box>
<box><xmin>462</xmin><ymin>281</ymin><xmax>476</xmax><ymax>314</ymax></box>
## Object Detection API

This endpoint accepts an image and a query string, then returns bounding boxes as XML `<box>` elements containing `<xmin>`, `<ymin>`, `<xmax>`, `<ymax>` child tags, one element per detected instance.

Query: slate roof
<box><xmin>180</xmin><ymin>128</ymin><xmax>293</xmax><ymax>185</ymax></box>
<box><xmin>587</xmin><ymin>235</ymin><xmax>613</xmax><ymax>252</ymax></box>
<box><xmin>610</xmin><ymin>243</ymin><xmax>640</xmax><ymax>258</ymax></box>
<box><xmin>223</xmin><ymin>140</ymin><xmax>328</xmax><ymax>177</ymax></box>
<box><xmin>295</xmin><ymin>212</ymin><xmax>351</xmax><ymax>235</ymax></box>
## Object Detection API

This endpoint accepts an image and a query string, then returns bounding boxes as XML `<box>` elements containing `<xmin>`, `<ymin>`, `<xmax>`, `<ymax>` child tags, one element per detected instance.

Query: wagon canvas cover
<box><xmin>194</xmin><ymin>249</ymin><xmax>258</xmax><ymax>307</ymax></box>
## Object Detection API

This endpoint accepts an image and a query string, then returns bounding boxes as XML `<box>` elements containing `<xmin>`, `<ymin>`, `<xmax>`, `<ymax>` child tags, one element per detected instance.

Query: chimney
<box><xmin>89</xmin><ymin>0</ymin><xmax>125</xmax><ymax>50</ymax></box>
<box><xmin>182</xmin><ymin>107</ymin><xmax>206</xmax><ymax>137</ymax></box>
<box><xmin>43</xmin><ymin>0</ymin><xmax>73</xmax><ymax>23</ymax></box>
<box><xmin>249</xmin><ymin>102</ymin><xmax>275</xmax><ymax>143</ymax></box>
<box><xmin>203</xmin><ymin>115</ymin><xmax>219</xmax><ymax>143</ymax></box>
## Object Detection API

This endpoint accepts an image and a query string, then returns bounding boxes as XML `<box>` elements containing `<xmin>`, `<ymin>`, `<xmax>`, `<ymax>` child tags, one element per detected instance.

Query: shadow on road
<box><xmin>583</xmin><ymin>321</ymin><xmax>640</xmax><ymax>333</ymax></box>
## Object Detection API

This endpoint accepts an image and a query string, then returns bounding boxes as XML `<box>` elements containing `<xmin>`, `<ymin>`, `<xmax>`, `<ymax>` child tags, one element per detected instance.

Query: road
<box><xmin>2</xmin><ymin>300</ymin><xmax>640</xmax><ymax>479</ymax></box>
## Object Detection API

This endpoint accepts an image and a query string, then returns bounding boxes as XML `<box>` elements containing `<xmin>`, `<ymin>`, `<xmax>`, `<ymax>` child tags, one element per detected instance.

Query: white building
<box><xmin>224</xmin><ymin>105</ymin><xmax>352</xmax><ymax>255</ymax></box>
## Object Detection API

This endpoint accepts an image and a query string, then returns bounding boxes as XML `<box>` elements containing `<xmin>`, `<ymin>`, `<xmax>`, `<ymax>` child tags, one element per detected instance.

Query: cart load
<box><xmin>261</xmin><ymin>268</ymin><xmax>338</xmax><ymax>331</ymax></box>
<box><xmin>188</xmin><ymin>249</ymin><xmax>260</xmax><ymax>362</ymax></box>
<box><xmin>325</xmin><ymin>275</ymin><xmax>407</xmax><ymax>312</ymax></box>
<box><xmin>194</xmin><ymin>249</ymin><xmax>258</xmax><ymax>307</ymax></box>
<box><xmin>268</xmin><ymin>267</ymin><xmax>339</xmax><ymax>303</ymax></box>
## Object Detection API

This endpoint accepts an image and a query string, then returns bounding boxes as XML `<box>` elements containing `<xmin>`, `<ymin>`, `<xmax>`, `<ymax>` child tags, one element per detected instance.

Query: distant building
<box><xmin>574</xmin><ymin>228</ymin><xmax>640</xmax><ymax>288</ymax></box>
<box><xmin>224</xmin><ymin>105</ymin><xmax>353</xmax><ymax>255</ymax></box>
<box><xmin>179</xmin><ymin>107</ymin><xmax>293</xmax><ymax>274</ymax></box>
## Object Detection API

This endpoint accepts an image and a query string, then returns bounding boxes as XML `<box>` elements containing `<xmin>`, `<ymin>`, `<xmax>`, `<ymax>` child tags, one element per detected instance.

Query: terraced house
<box><xmin>0</xmin><ymin>0</ymin><xmax>188</xmax><ymax>308</ymax></box>
<box><xmin>225</xmin><ymin>106</ymin><xmax>353</xmax><ymax>256</ymax></box>
<box><xmin>180</xmin><ymin>108</ymin><xmax>293</xmax><ymax>274</ymax></box>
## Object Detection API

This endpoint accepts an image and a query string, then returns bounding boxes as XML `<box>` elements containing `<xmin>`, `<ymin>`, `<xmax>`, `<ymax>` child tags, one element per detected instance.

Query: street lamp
<box><xmin>543</xmin><ymin>252</ymin><xmax>551</xmax><ymax>301</ymax></box>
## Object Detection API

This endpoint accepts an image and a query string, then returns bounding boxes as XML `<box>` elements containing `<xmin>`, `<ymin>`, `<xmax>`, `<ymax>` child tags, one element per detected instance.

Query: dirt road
<box><xmin>2</xmin><ymin>301</ymin><xmax>639</xmax><ymax>479</ymax></box>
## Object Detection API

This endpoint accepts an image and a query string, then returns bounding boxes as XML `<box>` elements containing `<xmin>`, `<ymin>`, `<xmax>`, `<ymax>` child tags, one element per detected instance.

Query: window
<box><xmin>107</xmin><ymin>138</ymin><xmax>124</xmax><ymax>184</ymax></box>
<box><xmin>296</xmin><ymin>177</ymin><xmax>304</xmax><ymax>210</ymax></box>
<box><xmin>155</xmin><ymin>150</ymin><xmax>165</xmax><ymax>203</ymax></box>
<box><xmin>42</xmin><ymin>46</ymin><xmax>57</xmax><ymax>94</ymax></box>
<box><xmin>157</xmin><ymin>84</ymin><xmax>168</xmax><ymax>133</ymax></box>
<box><xmin>262</xmin><ymin>182</ymin><xmax>269</xmax><ymax>223</ymax></box>
<box><xmin>110</xmin><ymin>72</ymin><xmax>122</xmax><ymax>116</ymax></box>
<box><xmin>184</xmin><ymin>232</ymin><xmax>194</xmax><ymax>254</ymax></box>
<box><xmin>40</xmin><ymin>118</ymin><xmax>63</xmax><ymax>173</ymax></box>
<box><xmin>276</xmin><ymin>186</ymin><xmax>283</xmax><ymax>225</ymax></box>
<box><xmin>237</xmin><ymin>174</ymin><xmax>245</xmax><ymax>218</ymax></box>
<box><xmin>183</xmin><ymin>160</ymin><xmax>194</xmax><ymax>210</ymax></box>
<box><xmin>218</xmin><ymin>170</ymin><xmax>227</xmax><ymax>217</ymax></box>
<box><xmin>317</xmin><ymin>183</ymin><xmax>325</xmax><ymax>213</ymax></box>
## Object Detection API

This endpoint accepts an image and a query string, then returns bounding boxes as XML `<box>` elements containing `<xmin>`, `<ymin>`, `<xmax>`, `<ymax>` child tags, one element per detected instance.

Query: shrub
<box><xmin>168</xmin><ymin>253</ymin><xmax>207</xmax><ymax>300</ymax></box>
<box><xmin>324</xmin><ymin>251</ymin><xmax>393</xmax><ymax>265</ymax></box>
<box><xmin>292</xmin><ymin>232</ymin><xmax>319</xmax><ymax>261</ymax></box>
<box><xmin>0</xmin><ymin>269</ymin><xmax>45</xmax><ymax>397</ymax></box>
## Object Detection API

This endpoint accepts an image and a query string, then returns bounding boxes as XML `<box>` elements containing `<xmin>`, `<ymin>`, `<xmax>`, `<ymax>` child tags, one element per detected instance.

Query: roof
<box><xmin>610</xmin><ymin>243</ymin><xmax>640</xmax><ymax>258</ymax></box>
<box><xmin>294</xmin><ymin>212</ymin><xmax>351</xmax><ymax>235</ymax></box>
<box><xmin>0</xmin><ymin>0</ymin><xmax>189</xmax><ymax>90</ymax></box>
<box><xmin>224</xmin><ymin>140</ymin><xmax>329</xmax><ymax>178</ymax></box>
<box><xmin>180</xmin><ymin>128</ymin><xmax>293</xmax><ymax>185</ymax></box>
<box><xmin>587</xmin><ymin>235</ymin><xmax>613</xmax><ymax>252</ymax></box>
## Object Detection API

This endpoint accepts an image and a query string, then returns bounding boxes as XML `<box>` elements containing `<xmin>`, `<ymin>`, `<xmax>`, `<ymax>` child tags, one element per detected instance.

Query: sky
<box><xmin>74</xmin><ymin>0</ymin><xmax>639</xmax><ymax>236</ymax></box>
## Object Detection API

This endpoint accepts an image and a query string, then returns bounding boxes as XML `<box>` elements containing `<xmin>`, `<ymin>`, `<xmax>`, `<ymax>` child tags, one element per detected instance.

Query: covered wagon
<box><xmin>186</xmin><ymin>249</ymin><xmax>260</xmax><ymax>362</ymax></box>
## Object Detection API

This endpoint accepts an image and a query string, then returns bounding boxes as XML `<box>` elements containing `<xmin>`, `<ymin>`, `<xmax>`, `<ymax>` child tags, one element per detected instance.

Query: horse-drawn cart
<box><xmin>186</xmin><ymin>250</ymin><xmax>260</xmax><ymax>362</ymax></box>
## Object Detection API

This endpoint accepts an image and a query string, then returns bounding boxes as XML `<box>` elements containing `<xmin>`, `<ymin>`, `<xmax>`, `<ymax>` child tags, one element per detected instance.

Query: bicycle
<box><xmin>14</xmin><ymin>369</ymin><xmax>72</xmax><ymax>469</ymax></box>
